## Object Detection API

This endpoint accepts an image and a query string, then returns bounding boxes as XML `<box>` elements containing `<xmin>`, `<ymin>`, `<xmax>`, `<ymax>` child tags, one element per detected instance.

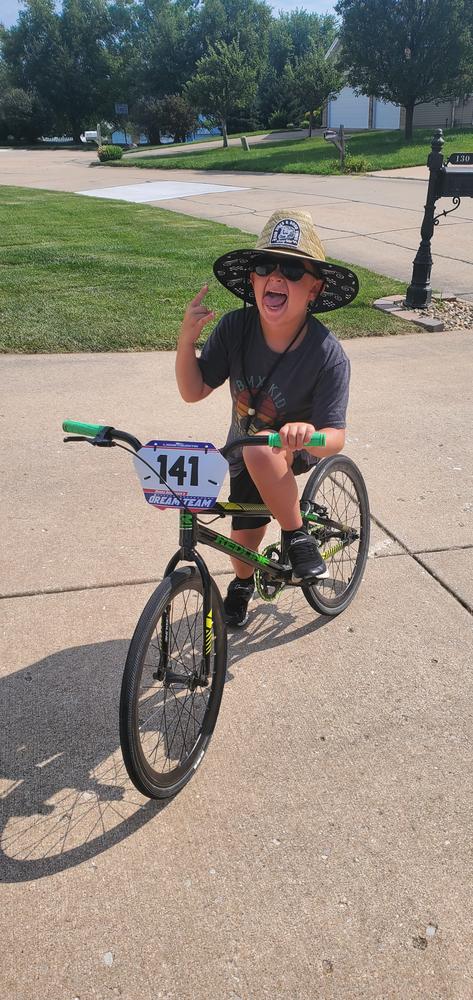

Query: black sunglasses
<box><xmin>252</xmin><ymin>256</ymin><xmax>319</xmax><ymax>282</ymax></box>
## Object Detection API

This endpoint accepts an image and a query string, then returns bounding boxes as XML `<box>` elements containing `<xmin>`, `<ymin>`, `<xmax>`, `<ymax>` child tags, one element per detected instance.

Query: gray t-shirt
<box><xmin>198</xmin><ymin>306</ymin><xmax>350</xmax><ymax>475</ymax></box>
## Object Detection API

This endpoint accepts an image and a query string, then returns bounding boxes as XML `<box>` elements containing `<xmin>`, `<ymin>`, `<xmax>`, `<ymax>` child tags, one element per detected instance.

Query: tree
<box><xmin>335</xmin><ymin>0</ymin><xmax>473</xmax><ymax>140</ymax></box>
<box><xmin>132</xmin><ymin>0</ymin><xmax>200</xmax><ymax>105</ymax></box>
<box><xmin>275</xmin><ymin>9</ymin><xmax>337</xmax><ymax>64</ymax></box>
<box><xmin>0</xmin><ymin>85</ymin><xmax>54</xmax><ymax>142</ymax></box>
<box><xmin>133</xmin><ymin>95</ymin><xmax>165</xmax><ymax>144</ymax></box>
<box><xmin>56</xmin><ymin>0</ymin><xmax>117</xmax><ymax>141</ymax></box>
<box><xmin>158</xmin><ymin>93</ymin><xmax>197</xmax><ymax>142</ymax></box>
<box><xmin>1</xmin><ymin>0</ymin><xmax>62</xmax><ymax>109</ymax></box>
<box><xmin>196</xmin><ymin>0</ymin><xmax>272</xmax><ymax>77</ymax></box>
<box><xmin>1</xmin><ymin>0</ymin><xmax>125</xmax><ymax>142</ymax></box>
<box><xmin>293</xmin><ymin>43</ymin><xmax>343</xmax><ymax>136</ymax></box>
<box><xmin>186</xmin><ymin>37</ymin><xmax>257</xmax><ymax>147</ymax></box>
<box><xmin>257</xmin><ymin>10</ymin><xmax>338</xmax><ymax>127</ymax></box>
<box><xmin>257</xmin><ymin>62</ymin><xmax>301</xmax><ymax>130</ymax></box>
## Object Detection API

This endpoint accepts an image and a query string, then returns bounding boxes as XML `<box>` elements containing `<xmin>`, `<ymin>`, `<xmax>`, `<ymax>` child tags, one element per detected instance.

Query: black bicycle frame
<box><xmin>66</xmin><ymin>426</ymin><xmax>356</xmax><ymax>685</ymax></box>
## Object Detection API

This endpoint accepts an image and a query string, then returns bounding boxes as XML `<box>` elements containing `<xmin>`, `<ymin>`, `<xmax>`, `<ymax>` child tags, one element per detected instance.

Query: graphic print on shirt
<box><xmin>233</xmin><ymin>376</ymin><xmax>287</xmax><ymax>433</ymax></box>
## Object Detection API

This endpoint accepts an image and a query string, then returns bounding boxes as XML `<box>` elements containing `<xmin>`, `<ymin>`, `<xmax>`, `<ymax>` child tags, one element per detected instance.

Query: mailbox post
<box><xmin>324</xmin><ymin>125</ymin><xmax>346</xmax><ymax>169</ymax></box>
<box><xmin>405</xmin><ymin>129</ymin><xmax>473</xmax><ymax>308</ymax></box>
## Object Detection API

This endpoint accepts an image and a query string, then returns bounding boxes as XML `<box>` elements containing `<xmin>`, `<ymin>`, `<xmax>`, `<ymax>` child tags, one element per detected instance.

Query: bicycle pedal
<box><xmin>292</xmin><ymin>568</ymin><xmax>330</xmax><ymax>583</ymax></box>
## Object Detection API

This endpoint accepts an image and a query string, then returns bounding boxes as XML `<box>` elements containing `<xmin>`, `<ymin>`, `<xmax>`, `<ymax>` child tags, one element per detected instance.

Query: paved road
<box><xmin>1</xmin><ymin>146</ymin><xmax>472</xmax><ymax>299</ymax></box>
<box><xmin>1</xmin><ymin>332</ymin><xmax>473</xmax><ymax>999</ymax></box>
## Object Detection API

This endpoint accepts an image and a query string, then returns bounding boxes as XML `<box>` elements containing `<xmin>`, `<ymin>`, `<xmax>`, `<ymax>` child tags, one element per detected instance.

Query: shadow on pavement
<box><xmin>0</xmin><ymin>587</ymin><xmax>330</xmax><ymax>883</ymax></box>
<box><xmin>0</xmin><ymin>638</ymin><xmax>164</xmax><ymax>883</ymax></box>
<box><xmin>226</xmin><ymin>584</ymin><xmax>331</xmax><ymax>670</ymax></box>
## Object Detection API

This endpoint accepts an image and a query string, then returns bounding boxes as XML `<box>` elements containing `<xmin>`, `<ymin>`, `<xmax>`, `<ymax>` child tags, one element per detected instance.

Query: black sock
<box><xmin>235</xmin><ymin>573</ymin><xmax>254</xmax><ymax>585</ymax></box>
<box><xmin>282</xmin><ymin>527</ymin><xmax>306</xmax><ymax>546</ymax></box>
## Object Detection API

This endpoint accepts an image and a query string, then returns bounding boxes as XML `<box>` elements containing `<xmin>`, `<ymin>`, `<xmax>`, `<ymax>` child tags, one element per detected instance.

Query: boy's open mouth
<box><xmin>264</xmin><ymin>290</ymin><xmax>287</xmax><ymax>310</ymax></box>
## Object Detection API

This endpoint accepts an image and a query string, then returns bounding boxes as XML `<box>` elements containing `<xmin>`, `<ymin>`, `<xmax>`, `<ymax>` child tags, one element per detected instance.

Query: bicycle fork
<box><xmin>158</xmin><ymin>512</ymin><xmax>213</xmax><ymax>690</ymax></box>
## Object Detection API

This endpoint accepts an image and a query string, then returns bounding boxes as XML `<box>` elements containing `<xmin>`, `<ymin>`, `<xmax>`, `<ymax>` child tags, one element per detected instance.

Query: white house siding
<box><xmin>373</xmin><ymin>99</ymin><xmax>400</xmax><ymax>129</ymax></box>
<box><xmin>328</xmin><ymin>87</ymin><xmax>369</xmax><ymax>128</ymax></box>
<box><xmin>399</xmin><ymin>99</ymin><xmax>473</xmax><ymax>130</ymax></box>
<box><xmin>324</xmin><ymin>90</ymin><xmax>472</xmax><ymax>132</ymax></box>
<box><xmin>400</xmin><ymin>101</ymin><xmax>453</xmax><ymax>130</ymax></box>
<box><xmin>453</xmin><ymin>98</ymin><xmax>473</xmax><ymax>126</ymax></box>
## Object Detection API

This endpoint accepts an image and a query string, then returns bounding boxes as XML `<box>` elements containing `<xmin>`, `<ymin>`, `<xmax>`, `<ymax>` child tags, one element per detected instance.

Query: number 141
<box><xmin>156</xmin><ymin>454</ymin><xmax>199</xmax><ymax>487</ymax></box>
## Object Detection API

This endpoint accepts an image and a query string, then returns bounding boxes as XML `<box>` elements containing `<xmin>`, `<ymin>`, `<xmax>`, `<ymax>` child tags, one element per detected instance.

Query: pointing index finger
<box><xmin>193</xmin><ymin>284</ymin><xmax>209</xmax><ymax>305</ymax></box>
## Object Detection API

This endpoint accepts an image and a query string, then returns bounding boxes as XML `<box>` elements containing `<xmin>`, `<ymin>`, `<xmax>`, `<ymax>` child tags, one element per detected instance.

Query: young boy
<box><xmin>176</xmin><ymin>209</ymin><xmax>359</xmax><ymax>626</ymax></box>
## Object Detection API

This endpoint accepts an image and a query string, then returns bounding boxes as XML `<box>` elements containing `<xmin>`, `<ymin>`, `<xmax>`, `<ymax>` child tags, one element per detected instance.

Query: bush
<box><xmin>226</xmin><ymin>116</ymin><xmax>261</xmax><ymax>134</ymax></box>
<box><xmin>97</xmin><ymin>144</ymin><xmax>123</xmax><ymax>162</ymax></box>
<box><xmin>342</xmin><ymin>154</ymin><xmax>372</xmax><ymax>173</ymax></box>
<box><xmin>268</xmin><ymin>110</ymin><xmax>289</xmax><ymax>129</ymax></box>
<box><xmin>0</xmin><ymin>87</ymin><xmax>54</xmax><ymax>143</ymax></box>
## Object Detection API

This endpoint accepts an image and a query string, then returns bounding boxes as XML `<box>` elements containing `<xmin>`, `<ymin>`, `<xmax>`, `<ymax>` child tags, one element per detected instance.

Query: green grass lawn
<box><xmin>113</xmin><ymin>127</ymin><xmax>473</xmax><ymax>174</ymax></box>
<box><xmin>0</xmin><ymin>186</ymin><xmax>413</xmax><ymax>353</ymax></box>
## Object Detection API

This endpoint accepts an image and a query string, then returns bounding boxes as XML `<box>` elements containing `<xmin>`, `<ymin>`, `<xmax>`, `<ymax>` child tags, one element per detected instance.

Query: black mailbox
<box><xmin>439</xmin><ymin>168</ymin><xmax>473</xmax><ymax>200</ymax></box>
<box><xmin>405</xmin><ymin>131</ymin><xmax>473</xmax><ymax>309</ymax></box>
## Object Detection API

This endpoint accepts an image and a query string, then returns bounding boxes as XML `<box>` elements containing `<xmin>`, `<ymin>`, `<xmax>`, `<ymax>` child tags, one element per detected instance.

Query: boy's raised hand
<box><xmin>180</xmin><ymin>285</ymin><xmax>216</xmax><ymax>344</ymax></box>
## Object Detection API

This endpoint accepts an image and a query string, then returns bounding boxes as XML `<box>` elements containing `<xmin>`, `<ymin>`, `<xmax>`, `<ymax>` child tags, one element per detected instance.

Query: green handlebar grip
<box><xmin>62</xmin><ymin>419</ymin><xmax>105</xmax><ymax>437</ymax></box>
<box><xmin>267</xmin><ymin>431</ymin><xmax>326</xmax><ymax>449</ymax></box>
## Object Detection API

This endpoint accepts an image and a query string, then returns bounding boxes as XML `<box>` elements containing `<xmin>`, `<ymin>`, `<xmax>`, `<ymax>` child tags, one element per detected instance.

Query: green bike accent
<box><xmin>321</xmin><ymin>540</ymin><xmax>346</xmax><ymax>560</ymax></box>
<box><xmin>180</xmin><ymin>512</ymin><xmax>194</xmax><ymax>530</ymax></box>
<box><xmin>62</xmin><ymin>419</ymin><xmax>105</xmax><ymax>437</ymax></box>
<box><xmin>267</xmin><ymin>431</ymin><xmax>326</xmax><ymax>449</ymax></box>
<box><xmin>302</xmin><ymin>510</ymin><xmax>323</xmax><ymax>526</ymax></box>
<box><xmin>214</xmin><ymin>534</ymin><xmax>271</xmax><ymax>566</ymax></box>
<box><xmin>218</xmin><ymin>501</ymin><xmax>269</xmax><ymax>513</ymax></box>
<box><xmin>205</xmin><ymin>610</ymin><xmax>213</xmax><ymax>654</ymax></box>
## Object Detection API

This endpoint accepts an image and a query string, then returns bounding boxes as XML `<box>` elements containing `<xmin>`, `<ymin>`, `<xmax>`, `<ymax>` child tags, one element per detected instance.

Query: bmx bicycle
<box><xmin>63</xmin><ymin>419</ymin><xmax>370</xmax><ymax>799</ymax></box>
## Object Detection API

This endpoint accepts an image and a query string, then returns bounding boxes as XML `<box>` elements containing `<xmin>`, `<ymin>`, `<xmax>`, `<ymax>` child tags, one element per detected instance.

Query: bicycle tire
<box><xmin>301</xmin><ymin>455</ymin><xmax>370</xmax><ymax>616</ymax></box>
<box><xmin>120</xmin><ymin>565</ymin><xmax>227</xmax><ymax>799</ymax></box>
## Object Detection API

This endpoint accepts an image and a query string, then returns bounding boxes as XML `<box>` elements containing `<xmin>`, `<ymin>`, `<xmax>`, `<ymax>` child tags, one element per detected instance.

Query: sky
<box><xmin>0</xmin><ymin>0</ymin><xmax>337</xmax><ymax>30</ymax></box>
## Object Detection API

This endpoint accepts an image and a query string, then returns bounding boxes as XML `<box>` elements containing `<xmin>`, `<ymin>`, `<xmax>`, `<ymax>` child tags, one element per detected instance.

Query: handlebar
<box><xmin>62</xmin><ymin>420</ymin><xmax>142</xmax><ymax>452</ymax></box>
<box><xmin>222</xmin><ymin>431</ymin><xmax>326</xmax><ymax>457</ymax></box>
<box><xmin>62</xmin><ymin>419</ymin><xmax>105</xmax><ymax>437</ymax></box>
<box><xmin>62</xmin><ymin>420</ymin><xmax>326</xmax><ymax>454</ymax></box>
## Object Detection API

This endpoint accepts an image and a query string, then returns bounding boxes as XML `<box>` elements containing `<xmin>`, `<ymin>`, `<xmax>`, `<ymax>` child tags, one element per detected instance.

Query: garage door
<box><xmin>373</xmin><ymin>99</ymin><xmax>400</xmax><ymax>129</ymax></box>
<box><xmin>328</xmin><ymin>87</ymin><xmax>369</xmax><ymax>129</ymax></box>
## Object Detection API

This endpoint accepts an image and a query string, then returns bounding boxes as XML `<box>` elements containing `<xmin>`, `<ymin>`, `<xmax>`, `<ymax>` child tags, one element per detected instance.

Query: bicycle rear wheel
<box><xmin>120</xmin><ymin>566</ymin><xmax>226</xmax><ymax>799</ymax></box>
<box><xmin>301</xmin><ymin>455</ymin><xmax>370</xmax><ymax>616</ymax></box>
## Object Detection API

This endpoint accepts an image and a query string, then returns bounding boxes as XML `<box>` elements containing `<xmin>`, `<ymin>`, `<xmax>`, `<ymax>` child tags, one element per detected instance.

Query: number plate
<box><xmin>134</xmin><ymin>440</ymin><xmax>228</xmax><ymax>510</ymax></box>
<box><xmin>448</xmin><ymin>152</ymin><xmax>473</xmax><ymax>165</ymax></box>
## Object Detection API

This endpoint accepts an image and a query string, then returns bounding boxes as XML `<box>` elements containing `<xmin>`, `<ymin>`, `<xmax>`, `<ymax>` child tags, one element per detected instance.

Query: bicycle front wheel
<box><xmin>301</xmin><ymin>455</ymin><xmax>370</xmax><ymax>616</ymax></box>
<box><xmin>120</xmin><ymin>566</ymin><xmax>227</xmax><ymax>799</ymax></box>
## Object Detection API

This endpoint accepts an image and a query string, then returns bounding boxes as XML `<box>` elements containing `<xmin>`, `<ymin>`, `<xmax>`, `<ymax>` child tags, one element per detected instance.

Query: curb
<box><xmin>373</xmin><ymin>295</ymin><xmax>444</xmax><ymax>332</ymax></box>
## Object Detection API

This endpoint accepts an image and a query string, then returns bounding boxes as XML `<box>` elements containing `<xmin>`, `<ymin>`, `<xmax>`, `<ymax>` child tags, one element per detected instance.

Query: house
<box><xmin>323</xmin><ymin>38</ymin><xmax>473</xmax><ymax>131</ymax></box>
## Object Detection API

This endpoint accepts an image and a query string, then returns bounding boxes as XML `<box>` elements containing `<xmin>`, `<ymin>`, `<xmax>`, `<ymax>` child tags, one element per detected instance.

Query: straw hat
<box><xmin>213</xmin><ymin>209</ymin><xmax>359</xmax><ymax>314</ymax></box>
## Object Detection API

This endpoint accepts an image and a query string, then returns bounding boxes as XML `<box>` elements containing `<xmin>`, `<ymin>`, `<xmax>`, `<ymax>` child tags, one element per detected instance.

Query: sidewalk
<box><xmin>1</xmin><ymin>330</ymin><xmax>473</xmax><ymax>999</ymax></box>
<box><xmin>123</xmin><ymin>128</ymin><xmax>312</xmax><ymax>157</ymax></box>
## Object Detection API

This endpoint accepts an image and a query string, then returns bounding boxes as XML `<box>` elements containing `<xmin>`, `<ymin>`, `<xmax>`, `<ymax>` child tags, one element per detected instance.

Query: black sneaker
<box><xmin>223</xmin><ymin>577</ymin><xmax>255</xmax><ymax>627</ymax></box>
<box><xmin>287</xmin><ymin>531</ymin><xmax>328</xmax><ymax>582</ymax></box>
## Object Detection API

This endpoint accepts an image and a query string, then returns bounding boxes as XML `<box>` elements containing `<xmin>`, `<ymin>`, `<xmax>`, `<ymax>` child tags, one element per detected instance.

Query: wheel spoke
<box><xmin>302</xmin><ymin>458</ymin><xmax>369</xmax><ymax>613</ymax></box>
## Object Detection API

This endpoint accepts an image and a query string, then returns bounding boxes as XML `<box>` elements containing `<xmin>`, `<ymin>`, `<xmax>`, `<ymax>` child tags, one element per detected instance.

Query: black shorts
<box><xmin>228</xmin><ymin>455</ymin><xmax>311</xmax><ymax>531</ymax></box>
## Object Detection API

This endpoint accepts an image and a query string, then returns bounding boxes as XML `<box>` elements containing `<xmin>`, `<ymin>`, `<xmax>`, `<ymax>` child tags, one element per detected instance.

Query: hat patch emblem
<box><xmin>270</xmin><ymin>219</ymin><xmax>300</xmax><ymax>247</ymax></box>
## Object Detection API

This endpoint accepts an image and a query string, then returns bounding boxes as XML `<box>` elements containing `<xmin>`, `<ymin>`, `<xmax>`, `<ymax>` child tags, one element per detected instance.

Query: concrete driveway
<box><xmin>1</xmin><ymin>329</ymin><xmax>472</xmax><ymax>999</ymax></box>
<box><xmin>1</xmin><ymin>145</ymin><xmax>472</xmax><ymax>299</ymax></box>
